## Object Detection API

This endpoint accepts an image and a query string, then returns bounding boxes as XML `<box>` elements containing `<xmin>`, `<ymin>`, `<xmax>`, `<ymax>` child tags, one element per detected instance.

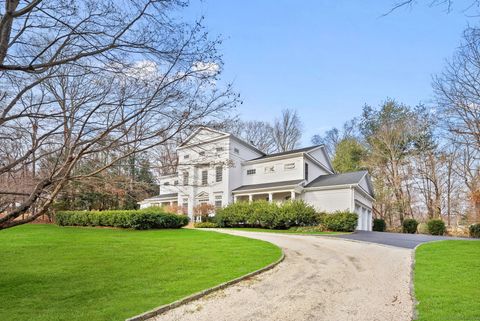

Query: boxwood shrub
<box><xmin>194</xmin><ymin>222</ymin><xmax>219</xmax><ymax>228</ymax></box>
<box><xmin>427</xmin><ymin>219</ymin><xmax>446</xmax><ymax>236</ymax></box>
<box><xmin>402</xmin><ymin>218</ymin><xmax>418</xmax><ymax>234</ymax></box>
<box><xmin>372</xmin><ymin>218</ymin><xmax>386</xmax><ymax>232</ymax></box>
<box><xmin>322</xmin><ymin>211</ymin><xmax>358</xmax><ymax>232</ymax></box>
<box><xmin>55</xmin><ymin>207</ymin><xmax>189</xmax><ymax>230</ymax></box>
<box><xmin>470</xmin><ymin>223</ymin><xmax>480</xmax><ymax>238</ymax></box>
<box><xmin>215</xmin><ymin>200</ymin><xmax>317</xmax><ymax>229</ymax></box>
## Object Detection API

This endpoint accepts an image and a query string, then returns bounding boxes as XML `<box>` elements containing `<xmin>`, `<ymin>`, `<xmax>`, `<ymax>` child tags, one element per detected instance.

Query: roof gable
<box><xmin>305</xmin><ymin>171</ymin><xmax>374</xmax><ymax>197</ymax></box>
<box><xmin>179</xmin><ymin>127</ymin><xmax>229</xmax><ymax>148</ymax></box>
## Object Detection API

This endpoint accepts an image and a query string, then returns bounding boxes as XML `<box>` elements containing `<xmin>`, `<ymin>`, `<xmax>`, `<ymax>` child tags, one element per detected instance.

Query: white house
<box><xmin>138</xmin><ymin>127</ymin><xmax>375</xmax><ymax>230</ymax></box>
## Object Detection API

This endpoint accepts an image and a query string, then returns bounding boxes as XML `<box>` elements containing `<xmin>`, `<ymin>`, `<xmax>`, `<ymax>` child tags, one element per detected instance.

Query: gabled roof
<box><xmin>178</xmin><ymin>127</ymin><xmax>229</xmax><ymax>147</ymax></box>
<box><xmin>232</xmin><ymin>179</ymin><xmax>304</xmax><ymax>192</ymax></box>
<box><xmin>251</xmin><ymin>145</ymin><xmax>322</xmax><ymax>161</ymax></box>
<box><xmin>305</xmin><ymin>170</ymin><xmax>374</xmax><ymax>197</ymax></box>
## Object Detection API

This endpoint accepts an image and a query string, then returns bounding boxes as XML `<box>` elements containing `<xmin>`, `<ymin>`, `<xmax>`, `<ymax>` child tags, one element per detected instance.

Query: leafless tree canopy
<box><xmin>272</xmin><ymin>109</ymin><xmax>302</xmax><ymax>153</ymax></box>
<box><xmin>0</xmin><ymin>0</ymin><xmax>237</xmax><ymax>229</ymax></box>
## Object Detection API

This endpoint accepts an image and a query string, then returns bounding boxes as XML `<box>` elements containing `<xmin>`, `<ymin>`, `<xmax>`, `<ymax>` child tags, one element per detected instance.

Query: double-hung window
<box><xmin>215</xmin><ymin>166</ymin><xmax>223</xmax><ymax>182</ymax></box>
<box><xmin>202</xmin><ymin>170</ymin><xmax>208</xmax><ymax>185</ymax></box>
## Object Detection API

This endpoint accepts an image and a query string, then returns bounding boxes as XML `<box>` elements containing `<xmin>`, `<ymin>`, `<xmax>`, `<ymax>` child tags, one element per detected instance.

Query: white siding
<box><xmin>241</xmin><ymin>156</ymin><xmax>304</xmax><ymax>185</ymax></box>
<box><xmin>301</xmin><ymin>188</ymin><xmax>352</xmax><ymax>213</ymax></box>
<box><xmin>307</xmin><ymin>147</ymin><xmax>333</xmax><ymax>172</ymax></box>
<box><xmin>303</xmin><ymin>158</ymin><xmax>329</xmax><ymax>184</ymax></box>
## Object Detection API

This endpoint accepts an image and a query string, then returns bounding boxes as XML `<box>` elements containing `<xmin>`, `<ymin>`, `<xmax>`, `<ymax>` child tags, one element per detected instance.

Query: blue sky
<box><xmin>184</xmin><ymin>1</ymin><xmax>475</xmax><ymax>145</ymax></box>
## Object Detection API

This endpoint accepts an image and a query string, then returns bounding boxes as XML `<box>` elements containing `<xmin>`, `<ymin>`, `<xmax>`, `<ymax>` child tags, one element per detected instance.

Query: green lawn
<box><xmin>222</xmin><ymin>227</ymin><xmax>349</xmax><ymax>235</ymax></box>
<box><xmin>0</xmin><ymin>224</ymin><xmax>281</xmax><ymax>321</ymax></box>
<box><xmin>414</xmin><ymin>241</ymin><xmax>480</xmax><ymax>321</ymax></box>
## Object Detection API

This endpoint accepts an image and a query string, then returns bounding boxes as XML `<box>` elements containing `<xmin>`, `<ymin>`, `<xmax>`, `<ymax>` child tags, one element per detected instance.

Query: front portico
<box><xmin>232</xmin><ymin>180</ymin><xmax>303</xmax><ymax>203</ymax></box>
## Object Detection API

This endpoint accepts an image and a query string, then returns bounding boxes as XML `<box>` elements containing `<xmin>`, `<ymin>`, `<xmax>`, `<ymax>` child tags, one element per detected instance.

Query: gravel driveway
<box><xmin>150</xmin><ymin>230</ymin><xmax>414</xmax><ymax>321</ymax></box>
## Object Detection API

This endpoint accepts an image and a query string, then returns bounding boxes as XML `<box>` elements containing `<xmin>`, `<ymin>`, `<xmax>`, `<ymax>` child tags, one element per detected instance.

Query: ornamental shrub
<box><xmin>372</xmin><ymin>218</ymin><xmax>386</xmax><ymax>232</ymax></box>
<box><xmin>402</xmin><ymin>218</ymin><xmax>418</xmax><ymax>234</ymax></box>
<box><xmin>194</xmin><ymin>222</ymin><xmax>218</xmax><ymax>228</ymax></box>
<box><xmin>323</xmin><ymin>211</ymin><xmax>358</xmax><ymax>232</ymax></box>
<box><xmin>215</xmin><ymin>200</ymin><xmax>316</xmax><ymax>229</ymax></box>
<box><xmin>417</xmin><ymin>222</ymin><xmax>429</xmax><ymax>234</ymax></box>
<box><xmin>427</xmin><ymin>219</ymin><xmax>446</xmax><ymax>236</ymax></box>
<box><xmin>55</xmin><ymin>207</ymin><xmax>189</xmax><ymax>229</ymax></box>
<box><xmin>469</xmin><ymin>223</ymin><xmax>480</xmax><ymax>238</ymax></box>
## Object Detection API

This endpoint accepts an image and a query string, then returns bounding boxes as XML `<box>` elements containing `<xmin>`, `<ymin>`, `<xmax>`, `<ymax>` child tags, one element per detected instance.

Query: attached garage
<box><xmin>302</xmin><ymin>171</ymin><xmax>375</xmax><ymax>231</ymax></box>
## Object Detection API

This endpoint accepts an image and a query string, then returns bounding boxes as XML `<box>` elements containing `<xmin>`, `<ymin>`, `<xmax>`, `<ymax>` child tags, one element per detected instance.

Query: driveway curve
<box><xmin>151</xmin><ymin>230</ymin><xmax>414</xmax><ymax>321</ymax></box>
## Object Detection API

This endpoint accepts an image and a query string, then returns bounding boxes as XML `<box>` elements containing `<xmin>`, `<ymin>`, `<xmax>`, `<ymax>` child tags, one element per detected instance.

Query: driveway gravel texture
<box><xmin>150</xmin><ymin>230</ymin><xmax>414</xmax><ymax>321</ymax></box>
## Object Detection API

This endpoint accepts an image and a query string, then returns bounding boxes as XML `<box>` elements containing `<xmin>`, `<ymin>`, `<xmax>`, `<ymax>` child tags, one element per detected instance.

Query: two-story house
<box><xmin>138</xmin><ymin>127</ymin><xmax>375</xmax><ymax>230</ymax></box>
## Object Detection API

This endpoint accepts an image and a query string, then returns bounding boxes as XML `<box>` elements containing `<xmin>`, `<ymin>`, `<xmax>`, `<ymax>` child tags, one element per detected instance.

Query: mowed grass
<box><xmin>0</xmin><ymin>224</ymin><xmax>281</xmax><ymax>321</ymax></box>
<box><xmin>414</xmin><ymin>241</ymin><xmax>480</xmax><ymax>321</ymax></box>
<box><xmin>223</xmin><ymin>227</ymin><xmax>349</xmax><ymax>235</ymax></box>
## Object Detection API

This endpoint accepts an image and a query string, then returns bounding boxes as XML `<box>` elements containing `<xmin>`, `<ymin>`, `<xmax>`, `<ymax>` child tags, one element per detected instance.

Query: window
<box><xmin>284</xmin><ymin>163</ymin><xmax>295</xmax><ymax>170</ymax></box>
<box><xmin>202</xmin><ymin>170</ymin><xmax>208</xmax><ymax>185</ymax></box>
<box><xmin>183</xmin><ymin>171</ymin><xmax>189</xmax><ymax>186</ymax></box>
<box><xmin>215</xmin><ymin>195</ymin><xmax>222</xmax><ymax>209</ymax></box>
<box><xmin>305</xmin><ymin>163</ymin><xmax>309</xmax><ymax>181</ymax></box>
<box><xmin>174</xmin><ymin>180</ymin><xmax>178</xmax><ymax>186</ymax></box>
<box><xmin>184</xmin><ymin>154</ymin><xmax>189</xmax><ymax>159</ymax></box>
<box><xmin>164</xmin><ymin>182</ymin><xmax>170</xmax><ymax>186</ymax></box>
<box><xmin>264</xmin><ymin>165</ymin><xmax>275</xmax><ymax>173</ymax></box>
<box><xmin>216</xmin><ymin>166</ymin><xmax>223</xmax><ymax>182</ymax></box>
<box><xmin>216</xmin><ymin>147</ymin><xmax>224</xmax><ymax>152</ymax></box>
<box><xmin>247</xmin><ymin>169</ymin><xmax>256</xmax><ymax>175</ymax></box>
<box><xmin>234</xmin><ymin>147</ymin><xmax>239</xmax><ymax>154</ymax></box>
<box><xmin>199</xmin><ymin>151</ymin><xmax>205</xmax><ymax>156</ymax></box>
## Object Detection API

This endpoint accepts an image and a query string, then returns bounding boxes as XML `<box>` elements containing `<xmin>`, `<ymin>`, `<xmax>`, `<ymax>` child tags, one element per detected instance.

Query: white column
<box><xmin>290</xmin><ymin>191</ymin><xmax>296</xmax><ymax>200</ymax></box>
<box><xmin>248</xmin><ymin>194</ymin><xmax>253</xmax><ymax>203</ymax></box>
<box><xmin>268</xmin><ymin>193</ymin><xmax>273</xmax><ymax>203</ymax></box>
<box><xmin>170</xmin><ymin>201</ymin><xmax>173</xmax><ymax>206</ymax></box>
<box><xmin>233</xmin><ymin>195</ymin><xmax>238</xmax><ymax>203</ymax></box>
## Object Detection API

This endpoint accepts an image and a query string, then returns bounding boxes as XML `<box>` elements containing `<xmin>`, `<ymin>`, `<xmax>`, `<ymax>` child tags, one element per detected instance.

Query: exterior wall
<box><xmin>307</xmin><ymin>147</ymin><xmax>333</xmax><ymax>173</ymax></box>
<box><xmin>241</xmin><ymin>156</ymin><xmax>304</xmax><ymax>185</ymax></box>
<box><xmin>301</xmin><ymin>188</ymin><xmax>352</xmax><ymax>213</ymax></box>
<box><xmin>303</xmin><ymin>158</ymin><xmax>329</xmax><ymax>185</ymax></box>
<box><xmin>354</xmin><ymin>188</ymin><xmax>373</xmax><ymax>231</ymax></box>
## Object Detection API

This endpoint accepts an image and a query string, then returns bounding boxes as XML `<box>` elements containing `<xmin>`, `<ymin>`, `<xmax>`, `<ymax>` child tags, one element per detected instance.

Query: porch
<box><xmin>233</xmin><ymin>190</ymin><xmax>299</xmax><ymax>203</ymax></box>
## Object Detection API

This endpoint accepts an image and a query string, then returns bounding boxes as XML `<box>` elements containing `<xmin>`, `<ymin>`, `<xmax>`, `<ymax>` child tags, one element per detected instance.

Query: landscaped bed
<box><xmin>414</xmin><ymin>240</ymin><xmax>480</xmax><ymax>321</ymax></box>
<box><xmin>222</xmin><ymin>227</ymin><xmax>349</xmax><ymax>235</ymax></box>
<box><xmin>0</xmin><ymin>224</ymin><xmax>281</xmax><ymax>321</ymax></box>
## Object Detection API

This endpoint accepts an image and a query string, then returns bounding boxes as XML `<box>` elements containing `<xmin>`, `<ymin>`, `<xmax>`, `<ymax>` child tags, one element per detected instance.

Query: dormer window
<box><xmin>284</xmin><ymin>163</ymin><xmax>295</xmax><ymax>170</ymax></box>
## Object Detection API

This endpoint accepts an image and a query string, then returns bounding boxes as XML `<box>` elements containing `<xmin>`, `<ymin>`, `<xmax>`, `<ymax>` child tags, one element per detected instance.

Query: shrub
<box><xmin>215</xmin><ymin>200</ymin><xmax>316</xmax><ymax>229</ymax></box>
<box><xmin>427</xmin><ymin>219</ymin><xmax>446</xmax><ymax>236</ymax></box>
<box><xmin>193</xmin><ymin>203</ymin><xmax>215</xmax><ymax>222</ymax></box>
<box><xmin>402</xmin><ymin>219</ymin><xmax>418</xmax><ymax>234</ymax></box>
<box><xmin>417</xmin><ymin>223</ymin><xmax>429</xmax><ymax>234</ymax></box>
<box><xmin>194</xmin><ymin>222</ymin><xmax>218</xmax><ymax>228</ymax></box>
<box><xmin>372</xmin><ymin>218</ymin><xmax>386</xmax><ymax>232</ymax></box>
<box><xmin>323</xmin><ymin>211</ymin><xmax>358</xmax><ymax>232</ymax></box>
<box><xmin>288</xmin><ymin>225</ymin><xmax>325</xmax><ymax>233</ymax></box>
<box><xmin>469</xmin><ymin>223</ymin><xmax>480</xmax><ymax>238</ymax></box>
<box><xmin>55</xmin><ymin>207</ymin><xmax>189</xmax><ymax>230</ymax></box>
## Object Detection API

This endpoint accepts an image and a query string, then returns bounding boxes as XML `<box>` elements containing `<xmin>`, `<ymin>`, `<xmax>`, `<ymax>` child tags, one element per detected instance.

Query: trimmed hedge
<box><xmin>55</xmin><ymin>207</ymin><xmax>189</xmax><ymax>230</ymax></box>
<box><xmin>322</xmin><ymin>211</ymin><xmax>358</xmax><ymax>232</ymax></box>
<box><xmin>470</xmin><ymin>223</ymin><xmax>480</xmax><ymax>238</ymax></box>
<box><xmin>427</xmin><ymin>219</ymin><xmax>446</xmax><ymax>236</ymax></box>
<box><xmin>194</xmin><ymin>222</ymin><xmax>219</xmax><ymax>228</ymax></box>
<box><xmin>372</xmin><ymin>218</ymin><xmax>386</xmax><ymax>232</ymax></box>
<box><xmin>215</xmin><ymin>200</ymin><xmax>317</xmax><ymax>229</ymax></box>
<box><xmin>402</xmin><ymin>218</ymin><xmax>418</xmax><ymax>234</ymax></box>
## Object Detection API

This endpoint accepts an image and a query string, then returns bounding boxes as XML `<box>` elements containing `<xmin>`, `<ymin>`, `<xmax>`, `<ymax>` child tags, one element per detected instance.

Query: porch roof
<box><xmin>141</xmin><ymin>193</ymin><xmax>178</xmax><ymax>202</ymax></box>
<box><xmin>232</xmin><ymin>179</ymin><xmax>304</xmax><ymax>193</ymax></box>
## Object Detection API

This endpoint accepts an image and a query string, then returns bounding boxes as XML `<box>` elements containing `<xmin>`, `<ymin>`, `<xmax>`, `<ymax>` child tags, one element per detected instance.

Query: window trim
<box><xmin>201</xmin><ymin>170</ymin><xmax>208</xmax><ymax>186</ymax></box>
<box><xmin>215</xmin><ymin>166</ymin><xmax>223</xmax><ymax>182</ymax></box>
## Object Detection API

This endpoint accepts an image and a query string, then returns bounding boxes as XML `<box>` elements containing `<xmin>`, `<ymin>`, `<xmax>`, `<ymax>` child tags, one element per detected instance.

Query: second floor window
<box><xmin>264</xmin><ymin>165</ymin><xmax>275</xmax><ymax>173</ymax></box>
<box><xmin>183</xmin><ymin>171</ymin><xmax>189</xmax><ymax>186</ymax></box>
<box><xmin>164</xmin><ymin>182</ymin><xmax>170</xmax><ymax>186</ymax></box>
<box><xmin>202</xmin><ymin>170</ymin><xmax>208</xmax><ymax>185</ymax></box>
<box><xmin>199</xmin><ymin>151</ymin><xmax>205</xmax><ymax>156</ymax></box>
<box><xmin>184</xmin><ymin>154</ymin><xmax>189</xmax><ymax>160</ymax></box>
<box><xmin>234</xmin><ymin>147</ymin><xmax>239</xmax><ymax>154</ymax></box>
<box><xmin>216</xmin><ymin>147</ymin><xmax>224</xmax><ymax>152</ymax></box>
<box><xmin>216</xmin><ymin>166</ymin><xmax>223</xmax><ymax>182</ymax></box>
<box><xmin>284</xmin><ymin>163</ymin><xmax>295</xmax><ymax>170</ymax></box>
<box><xmin>305</xmin><ymin>163</ymin><xmax>309</xmax><ymax>181</ymax></box>
<box><xmin>247</xmin><ymin>169</ymin><xmax>256</xmax><ymax>175</ymax></box>
<box><xmin>174</xmin><ymin>180</ymin><xmax>178</xmax><ymax>186</ymax></box>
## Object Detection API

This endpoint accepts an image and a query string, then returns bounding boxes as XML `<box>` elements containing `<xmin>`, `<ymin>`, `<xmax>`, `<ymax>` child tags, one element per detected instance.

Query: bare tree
<box><xmin>272</xmin><ymin>109</ymin><xmax>302</xmax><ymax>153</ymax></box>
<box><xmin>0</xmin><ymin>0</ymin><xmax>237</xmax><ymax>229</ymax></box>
<box><xmin>311</xmin><ymin>118</ymin><xmax>359</xmax><ymax>157</ymax></box>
